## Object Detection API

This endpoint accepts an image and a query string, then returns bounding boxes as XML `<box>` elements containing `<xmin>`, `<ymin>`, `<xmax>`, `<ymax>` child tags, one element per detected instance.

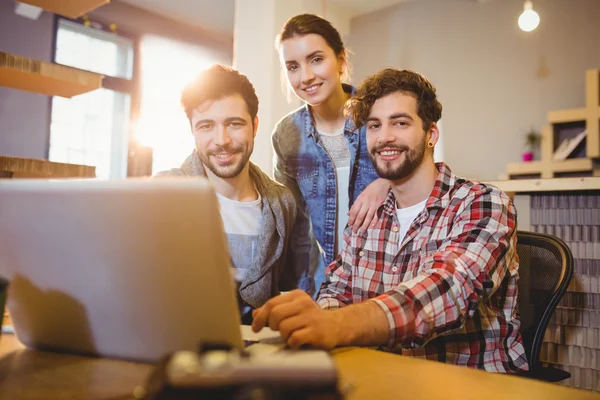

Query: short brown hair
<box><xmin>347</xmin><ymin>68</ymin><xmax>442</xmax><ymax>131</ymax></box>
<box><xmin>181</xmin><ymin>65</ymin><xmax>259</xmax><ymax>124</ymax></box>
<box><xmin>276</xmin><ymin>14</ymin><xmax>345</xmax><ymax>57</ymax></box>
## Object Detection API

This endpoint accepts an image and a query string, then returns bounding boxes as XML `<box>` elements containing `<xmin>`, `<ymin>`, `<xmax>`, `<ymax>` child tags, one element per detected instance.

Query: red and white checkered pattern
<box><xmin>317</xmin><ymin>163</ymin><xmax>529</xmax><ymax>373</ymax></box>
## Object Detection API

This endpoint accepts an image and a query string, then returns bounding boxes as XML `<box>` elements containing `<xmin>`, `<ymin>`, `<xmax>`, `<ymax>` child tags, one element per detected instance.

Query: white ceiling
<box><xmin>329</xmin><ymin>0</ymin><xmax>414</xmax><ymax>16</ymax></box>
<box><xmin>118</xmin><ymin>0</ymin><xmax>422</xmax><ymax>38</ymax></box>
<box><xmin>119</xmin><ymin>0</ymin><xmax>235</xmax><ymax>36</ymax></box>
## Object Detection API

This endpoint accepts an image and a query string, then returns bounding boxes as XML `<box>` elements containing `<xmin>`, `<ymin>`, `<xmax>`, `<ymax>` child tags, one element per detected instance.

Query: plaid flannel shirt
<box><xmin>317</xmin><ymin>163</ymin><xmax>528</xmax><ymax>373</ymax></box>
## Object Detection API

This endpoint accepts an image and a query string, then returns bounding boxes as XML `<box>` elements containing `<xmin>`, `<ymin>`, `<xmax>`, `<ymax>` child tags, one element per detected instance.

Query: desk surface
<box><xmin>0</xmin><ymin>333</ymin><xmax>597</xmax><ymax>400</ymax></box>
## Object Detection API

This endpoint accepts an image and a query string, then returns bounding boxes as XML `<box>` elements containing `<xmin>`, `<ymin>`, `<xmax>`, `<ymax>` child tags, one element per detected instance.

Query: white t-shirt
<box><xmin>395</xmin><ymin>199</ymin><xmax>427</xmax><ymax>245</ymax></box>
<box><xmin>216</xmin><ymin>191</ymin><xmax>262</xmax><ymax>282</ymax></box>
<box><xmin>317</xmin><ymin>126</ymin><xmax>350</xmax><ymax>254</ymax></box>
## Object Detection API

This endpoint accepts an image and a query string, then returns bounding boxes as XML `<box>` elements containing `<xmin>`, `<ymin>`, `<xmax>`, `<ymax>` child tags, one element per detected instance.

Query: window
<box><xmin>49</xmin><ymin>19</ymin><xmax>135</xmax><ymax>179</ymax></box>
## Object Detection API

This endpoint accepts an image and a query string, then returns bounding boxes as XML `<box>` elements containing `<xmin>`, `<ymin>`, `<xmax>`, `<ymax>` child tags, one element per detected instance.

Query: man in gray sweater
<box><xmin>155</xmin><ymin>65</ymin><xmax>313</xmax><ymax>323</ymax></box>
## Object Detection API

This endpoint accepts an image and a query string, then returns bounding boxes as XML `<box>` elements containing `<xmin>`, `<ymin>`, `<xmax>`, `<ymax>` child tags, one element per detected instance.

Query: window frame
<box><xmin>49</xmin><ymin>16</ymin><xmax>143</xmax><ymax>176</ymax></box>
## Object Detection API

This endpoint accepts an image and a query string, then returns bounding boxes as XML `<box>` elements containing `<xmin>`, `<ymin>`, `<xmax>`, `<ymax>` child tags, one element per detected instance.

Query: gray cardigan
<box><xmin>155</xmin><ymin>151</ymin><xmax>312</xmax><ymax>308</ymax></box>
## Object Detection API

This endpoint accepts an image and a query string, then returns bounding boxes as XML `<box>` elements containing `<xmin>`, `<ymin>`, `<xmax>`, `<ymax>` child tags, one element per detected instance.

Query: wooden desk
<box><xmin>0</xmin><ymin>333</ymin><xmax>597</xmax><ymax>400</ymax></box>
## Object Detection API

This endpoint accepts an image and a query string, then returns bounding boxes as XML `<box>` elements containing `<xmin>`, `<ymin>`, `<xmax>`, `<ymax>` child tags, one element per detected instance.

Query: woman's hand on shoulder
<box><xmin>347</xmin><ymin>178</ymin><xmax>390</xmax><ymax>233</ymax></box>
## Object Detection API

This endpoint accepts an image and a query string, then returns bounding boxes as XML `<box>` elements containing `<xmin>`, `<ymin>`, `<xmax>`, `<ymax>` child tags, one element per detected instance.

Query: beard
<box><xmin>369</xmin><ymin>136</ymin><xmax>427</xmax><ymax>180</ymax></box>
<box><xmin>198</xmin><ymin>142</ymin><xmax>253</xmax><ymax>179</ymax></box>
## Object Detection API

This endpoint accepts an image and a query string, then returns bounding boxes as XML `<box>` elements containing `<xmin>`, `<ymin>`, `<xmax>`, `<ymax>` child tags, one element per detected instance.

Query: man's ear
<box><xmin>253</xmin><ymin>116</ymin><xmax>259</xmax><ymax>138</ymax></box>
<box><xmin>427</xmin><ymin>122</ymin><xmax>440</xmax><ymax>146</ymax></box>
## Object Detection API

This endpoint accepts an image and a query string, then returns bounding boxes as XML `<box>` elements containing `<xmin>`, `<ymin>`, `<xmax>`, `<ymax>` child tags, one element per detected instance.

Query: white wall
<box><xmin>347</xmin><ymin>0</ymin><xmax>600</xmax><ymax>180</ymax></box>
<box><xmin>0</xmin><ymin>0</ymin><xmax>54</xmax><ymax>159</ymax></box>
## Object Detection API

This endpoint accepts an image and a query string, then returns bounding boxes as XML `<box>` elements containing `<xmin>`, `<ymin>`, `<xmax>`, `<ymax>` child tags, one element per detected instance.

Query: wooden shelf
<box><xmin>552</xmin><ymin>158</ymin><xmax>593</xmax><ymax>172</ymax></box>
<box><xmin>504</xmin><ymin>69</ymin><xmax>600</xmax><ymax>179</ymax></box>
<box><xmin>0</xmin><ymin>52</ymin><xmax>103</xmax><ymax>98</ymax></box>
<box><xmin>506</xmin><ymin>161</ymin><xmax>545</xmax><ymax>175</ymax></box>
<box><xmin>0</xmin><ymin>156</ymin><xmax>96</xmax><ymax>178</ymax></box>
<box><xmin>548</xmin><ymin>108</ymin><xmax>588</xmax><ymax>124</ymax></box>
<box><xmin>487</xmin><ymin>177</ymin><xmax>600</xmax><ymax>193</ymax></box>
<box><xmin>507</xmin><ymin>158</ymin><xmax>593</xmax><ymax>176</ymax></box>
<box><xmin>17</xmin><ymin>0</ymin><xmax>110</xmax><ymax>19</ymax></box>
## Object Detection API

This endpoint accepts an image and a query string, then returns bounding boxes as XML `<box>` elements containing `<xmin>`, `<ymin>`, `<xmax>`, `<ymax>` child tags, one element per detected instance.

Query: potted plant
<box><xmin>523</xmin><ymin>129</ymin><xmax>541</xmax><ymax>162</ymax></box>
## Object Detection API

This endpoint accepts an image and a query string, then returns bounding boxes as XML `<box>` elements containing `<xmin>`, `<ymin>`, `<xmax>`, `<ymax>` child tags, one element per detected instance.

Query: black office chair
<box><xmin>515</xmin><ymin>230</ymin><xmax>574</xmax><ymax>382</ymax></box>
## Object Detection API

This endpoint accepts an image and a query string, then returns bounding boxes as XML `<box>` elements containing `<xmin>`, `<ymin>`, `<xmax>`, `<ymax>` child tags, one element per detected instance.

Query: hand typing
<box><xmin>251</xmin><ymin>290</ymin><xmax>343</xmax><ymax>349</ymax></box>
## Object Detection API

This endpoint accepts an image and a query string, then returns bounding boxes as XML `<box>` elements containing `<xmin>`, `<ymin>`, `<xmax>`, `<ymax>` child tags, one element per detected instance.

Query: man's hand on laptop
<box><xmin>251</xmin><ymin>290</ymin><xmax>343</xmax><ymax>349</ymax></box>
<box><xmin>252</xmin><ymin>289</ymin><xmax>391</xmax><ymax>350</ymax></box>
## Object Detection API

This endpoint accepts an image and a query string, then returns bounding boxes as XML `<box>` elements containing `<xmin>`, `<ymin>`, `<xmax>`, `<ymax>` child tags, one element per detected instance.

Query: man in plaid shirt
<box><xmin>252</xmin><ymin>68</ymin><xmax>528</xmax><ymax>373</ymax></box>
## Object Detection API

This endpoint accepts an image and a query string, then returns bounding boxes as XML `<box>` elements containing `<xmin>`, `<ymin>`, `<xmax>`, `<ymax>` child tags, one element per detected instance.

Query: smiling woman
<box><xmin>271</xmin><ymin>14</ymin><xmax>384</xmax><ymax>293</ymax></box>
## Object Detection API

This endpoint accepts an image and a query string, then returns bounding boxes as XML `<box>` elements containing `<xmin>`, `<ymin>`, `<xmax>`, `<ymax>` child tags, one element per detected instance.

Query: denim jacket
<box><xmin>271</xmin><ymin>84</ymin><xmax>379</xmax><ymax>269</ymax></box>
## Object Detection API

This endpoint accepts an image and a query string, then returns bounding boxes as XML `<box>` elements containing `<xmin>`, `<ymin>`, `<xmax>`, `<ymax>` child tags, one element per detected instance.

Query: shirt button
<box><xmin>392</xmin><ymin>226</ymin><xmax>399</xmax><ymax>232</ymax></box>
<box><xmin>392</xmin><ymin>267</ymin><xmax>398</xmax><ymax>272</ymax></box>
<box><xmin>359</xmin><ymin>251</ymin><xmax>364</xmax><ymax>257</ymax></box>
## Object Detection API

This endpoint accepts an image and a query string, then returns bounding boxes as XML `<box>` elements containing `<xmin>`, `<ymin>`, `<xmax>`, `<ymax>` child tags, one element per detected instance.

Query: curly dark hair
<box><xmin>347</xmin><ymin>68</ymin><xmax>442</xmax><ymax>131</ymax></box>
<box><xmin>181</xmin><ymin>65</ymin><xmax>259</xmax><ymax>125</ymax></box>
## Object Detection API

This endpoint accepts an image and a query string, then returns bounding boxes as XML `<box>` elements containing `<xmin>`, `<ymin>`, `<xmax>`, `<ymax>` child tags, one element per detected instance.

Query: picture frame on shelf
<box><xmin>552</xmin><ymin>129</ymin><xmax>587</xmax><ymax>161</ymax></box>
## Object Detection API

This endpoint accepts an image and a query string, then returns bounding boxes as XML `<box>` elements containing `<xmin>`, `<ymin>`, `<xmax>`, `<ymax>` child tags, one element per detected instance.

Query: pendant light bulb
<box><xmin>518</xmin><ymin>0</ymin><xmax>540</xmax><ymax>32</ymax></box>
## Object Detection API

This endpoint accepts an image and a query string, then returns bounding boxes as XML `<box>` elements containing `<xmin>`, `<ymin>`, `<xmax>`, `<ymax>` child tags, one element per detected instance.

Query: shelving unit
<box><xmin>506</xmin><ymin>69</ymin><xmax>600</xmax><ymax>179</ymax></box>
<box><xmin>17</xmin><ymin>0</ymin><xmax>110</xmax><ymax>19</ymax></box>
<box><xmin>0</xmin><ymin>51</ymin><xmax>104</xmax><ymax>98</ymax></box>
<box><xmin>0</xmin><ymin>156</ymin><xmax>96</xmax><ymax>178</ymax></box>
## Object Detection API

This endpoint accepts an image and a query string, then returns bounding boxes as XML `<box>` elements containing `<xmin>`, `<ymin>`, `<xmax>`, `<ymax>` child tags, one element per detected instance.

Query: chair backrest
<box><xmin>516</xmin><ymin>230</ymin><xmax>574</xmax><ymax>370</ymax></box>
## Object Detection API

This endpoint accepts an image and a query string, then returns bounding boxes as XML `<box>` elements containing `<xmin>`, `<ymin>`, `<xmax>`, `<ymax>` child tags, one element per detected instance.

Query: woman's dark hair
<box><xmin>276</xmin><ymin>14</ymin><xmax>346</xmax><ymax>57</ymax></box>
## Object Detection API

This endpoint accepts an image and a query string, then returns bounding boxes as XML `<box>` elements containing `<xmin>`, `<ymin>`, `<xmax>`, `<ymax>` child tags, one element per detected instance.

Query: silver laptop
<box><xmin>0</xmin><ymin>178</ymin><xmax>244</xmax><ymax>362</ymax></box>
